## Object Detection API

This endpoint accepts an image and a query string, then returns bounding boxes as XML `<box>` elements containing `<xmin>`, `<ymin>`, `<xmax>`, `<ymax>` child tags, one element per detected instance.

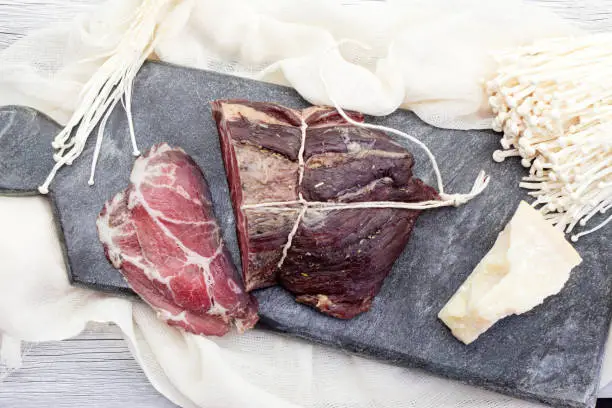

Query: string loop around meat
<box><xmin>247</xmin><ymin>42</ymin><xmax>490</xmax><ymax>268</ymax></box>
<box><xmin>241</xmin><ymin>173</ymin><xmax>490</xmax><ymax>213</ymax></box>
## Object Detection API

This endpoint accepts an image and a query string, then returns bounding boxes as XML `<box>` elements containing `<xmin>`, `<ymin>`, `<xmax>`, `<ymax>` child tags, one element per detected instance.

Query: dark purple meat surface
<box><xmin>212</xmin><ymin>100</ymin><xmax>438</xmax><ymax>319</ymax></box>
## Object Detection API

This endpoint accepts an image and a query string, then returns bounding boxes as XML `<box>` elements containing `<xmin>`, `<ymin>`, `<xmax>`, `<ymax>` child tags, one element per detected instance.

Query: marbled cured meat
<box><xmin>97</xmin><ymin>143</ymin><xmax>258</xmax><ymax>336</ymax></box>
<box><xmin>212</xmin><ymin>100</ymin><xmax>438</xmax><ymax>319</ymax></box>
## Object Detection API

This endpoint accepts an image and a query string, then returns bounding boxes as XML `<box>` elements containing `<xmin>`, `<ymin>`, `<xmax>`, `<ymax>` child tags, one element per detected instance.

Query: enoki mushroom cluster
<box><xmin>38</xmin><ymin>0</ymin><xmax>175</xmax><ymax>195</ymax></box>
<box><xmin>486</xmin><ymin>33</ymin><xmax>612</xmax><ymax>241</ymax></box>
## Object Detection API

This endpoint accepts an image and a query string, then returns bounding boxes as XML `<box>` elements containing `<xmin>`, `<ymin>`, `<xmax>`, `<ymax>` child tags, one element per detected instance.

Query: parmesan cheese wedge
<box><xmin>438</xmin><ymin>201</ymin><xmax>582</xmax><ymax>345</ymax></box>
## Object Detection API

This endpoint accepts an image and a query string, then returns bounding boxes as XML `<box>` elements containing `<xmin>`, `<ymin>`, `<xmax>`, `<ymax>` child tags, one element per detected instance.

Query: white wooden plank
<box><xmin>533</xmin><ymin>0</ymin><xmax>612</xmax><ymax>31</ymax></box>
<box><xmin>0</xmin><ymin>0</ymin><xmax>610</xmax><ymax>407</ymax></box>
<box><xmin>0</xmin><ymin>0</ymin><xmax>99</xmax><ymax>48</ymax></box>
<box><xmin>0</xmin><ymin>0</ymin><xmax>610</xmax><ymax>50</ymax></box>
<box><xmin>0</xmin><ymin>324</ymin><xmax>178</xmax><ymax>408</ymax></box>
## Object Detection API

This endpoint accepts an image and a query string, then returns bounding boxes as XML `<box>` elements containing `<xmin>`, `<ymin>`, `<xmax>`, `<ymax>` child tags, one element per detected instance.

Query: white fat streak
<box><xmin>135</xmin><ymin>187</ymin><xmax>221</xmax><ymax>275</ymax></box>
<box><xmin>97</xmin><ymin>192</ymin><xmax>174</xmax><ymax>285</ymax></box>
<box><xmin>130</xmin><ymin>150</ymin><xmax>205</xmax><ymax>207</ymax></box>
<box><xmin>131</xmin><ymin>155</ymin><xmax>227</xmax><ymax>314</ymax></box>
<box><xmin>157</xmin><ymin>309</ymin><xmax>189</xmax><ymax>325</ymax></box>
<box><xmin>96</xmin><ymin>199</ymin><xmax>124</xmax><ymax>269</ymax></box>
<box><xmin>221</xmin><ymin>103</ymin><xmax>295</xmax><ymax>126</ymax></box>
<box><xmin>227</xmin><ymin>279</ymin><xmax>242</xmax><ymax>294</ymax></box>
<box><xmin>157</xmin><ymin>216</ymin><xmax>216</xmax><ymax>226</ymax></box>
<box><xmin>207</xmin><ymin>300</ymin><xmax>229</xmax><ymax>316</ymax></box>
<box><xmin>346</xmin><ymin>141</ymin><xmax>362</xmax><ymax>153</ymax></box>
<box><xmin>309</xmin><ymin>149</ymin><xmax>410</xmax><ymax>165</ymax></box>
<box><xmin>129</xmin><ymin>144</ymin><xmax>177</xmax><ymax>186</ymax></box>
<box><xmin>130</xmin><ymin>251</ymin><xmax>174</xmax><ymax>286</ymax></box>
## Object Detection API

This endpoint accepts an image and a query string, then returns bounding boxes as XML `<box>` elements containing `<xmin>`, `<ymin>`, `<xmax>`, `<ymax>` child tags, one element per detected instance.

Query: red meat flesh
<box><xmin>97</xmin><ymin>143</ymin><xmax>258</xmax><ymax>336</ymax></box>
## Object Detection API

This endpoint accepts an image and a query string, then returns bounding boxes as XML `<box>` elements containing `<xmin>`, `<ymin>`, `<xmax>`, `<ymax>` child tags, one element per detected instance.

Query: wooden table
<box><xmin>0</xmin><ymin>1</ymin><xmax>610</xmax><ymax>407</ymax></box>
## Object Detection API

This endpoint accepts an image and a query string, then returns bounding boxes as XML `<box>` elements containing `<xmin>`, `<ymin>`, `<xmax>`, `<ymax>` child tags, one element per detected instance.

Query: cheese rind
<box><xmin>438</xmin><ymin>201</ymin><xmax>582</xmax><ymax>345</ymax></box>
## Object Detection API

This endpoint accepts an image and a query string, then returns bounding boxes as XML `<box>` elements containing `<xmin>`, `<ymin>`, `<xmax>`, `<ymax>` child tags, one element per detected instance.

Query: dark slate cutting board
<box><xmin>0</xmin><ymin>61</ymin><xmax>610</xmax><ymax>408</ymax></box>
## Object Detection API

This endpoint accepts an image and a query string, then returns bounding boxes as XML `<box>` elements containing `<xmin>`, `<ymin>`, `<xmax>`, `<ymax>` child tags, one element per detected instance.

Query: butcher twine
<box><xmin>242</xmin><ymin>114</ymin><xmax>490</xmax><ymax>268</ymax></box>
<box><xmin>242</xmin><ymin>54</ymin><xmax>490</xmax><ymax>268</ymax></box>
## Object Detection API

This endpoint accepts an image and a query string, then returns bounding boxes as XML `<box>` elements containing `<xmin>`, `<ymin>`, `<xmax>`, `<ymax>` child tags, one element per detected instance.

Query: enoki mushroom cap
<box><xmin>486</xmin><ymin>33</ymin><xmax>612</xmax><ymax>240</ymax></box>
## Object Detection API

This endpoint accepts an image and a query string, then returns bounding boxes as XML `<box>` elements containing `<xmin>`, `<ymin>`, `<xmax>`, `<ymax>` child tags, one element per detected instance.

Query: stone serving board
<box><xmin>0</xmin><ymin>61</ymin><xmax>610</xmax><ymax>408</ymax></box>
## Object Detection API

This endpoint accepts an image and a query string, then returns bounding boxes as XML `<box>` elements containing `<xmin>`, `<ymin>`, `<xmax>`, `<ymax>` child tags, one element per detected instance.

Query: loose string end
<box><xmin>439</xmin><ymin>170</ymin><xmax>490</xmax><ymax>207</ymax></box>
<box><xmin>317</xmin><ymin>42</ymin><xmax>491</xmax><ymax>209</ymax></box>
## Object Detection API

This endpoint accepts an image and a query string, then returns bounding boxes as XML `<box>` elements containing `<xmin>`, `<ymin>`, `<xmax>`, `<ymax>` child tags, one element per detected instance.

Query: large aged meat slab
<box><xmin>97</xmin><ymin>143</ymin><xmax>258</xmax><ymax>336</ymax></box>
<box><xmin>212</xmin><ymin>100</ymin><xmax>438</xmax><ymax>318</ymax></box>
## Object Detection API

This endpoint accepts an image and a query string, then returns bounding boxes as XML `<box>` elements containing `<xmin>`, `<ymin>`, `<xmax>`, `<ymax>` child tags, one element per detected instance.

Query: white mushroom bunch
<box><xmin>486</xmin><ymin>33</ymin><xmax>612</xmax><ymax>241</ymax></box>
<box><xmin>38</xmin><ymin>0</ymin><xmax>179</xmax><ymax>195</ymax></box>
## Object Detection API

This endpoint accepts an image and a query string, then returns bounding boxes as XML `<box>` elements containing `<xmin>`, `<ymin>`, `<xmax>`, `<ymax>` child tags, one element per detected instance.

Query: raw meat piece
<box><xmin>97</xmin><ymin>143</ymin><xmax>258</xmax><ymax>336</ymax></box>
<box><xmin>212</xmin><ymin>100</ymin><xmax>438</xmax><ymax>319</ymax></box>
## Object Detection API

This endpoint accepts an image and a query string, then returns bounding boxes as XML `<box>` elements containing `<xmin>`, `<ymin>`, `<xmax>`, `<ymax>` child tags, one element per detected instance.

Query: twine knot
<box><xmin>439</xmin><ymin>194</ymin><xmax>471</xmax><ymax>207</ymax></box>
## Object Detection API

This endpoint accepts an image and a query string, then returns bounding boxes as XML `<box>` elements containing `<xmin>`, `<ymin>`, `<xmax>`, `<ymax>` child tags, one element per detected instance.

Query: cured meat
<box><xmin>97</xmin><ymin>143</ymin><xmax>258</xmax><ymax>336</ymax></box>
<box><xmin>212</xmin><ymin>100</ymin><xmax>438</xmax><ymax>319</ymax></box>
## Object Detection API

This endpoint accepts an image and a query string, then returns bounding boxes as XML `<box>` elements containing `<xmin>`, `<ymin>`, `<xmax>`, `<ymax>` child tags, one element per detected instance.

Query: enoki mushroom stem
<box><xmin>487</xmin><ymin>33</ymin><xmax>612</xmax><ymax>240</ymax></box>
<box><xmin>38</xmin><ymin>0</ymin><xmax>174</xmax><ymax>194</ymax></box>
